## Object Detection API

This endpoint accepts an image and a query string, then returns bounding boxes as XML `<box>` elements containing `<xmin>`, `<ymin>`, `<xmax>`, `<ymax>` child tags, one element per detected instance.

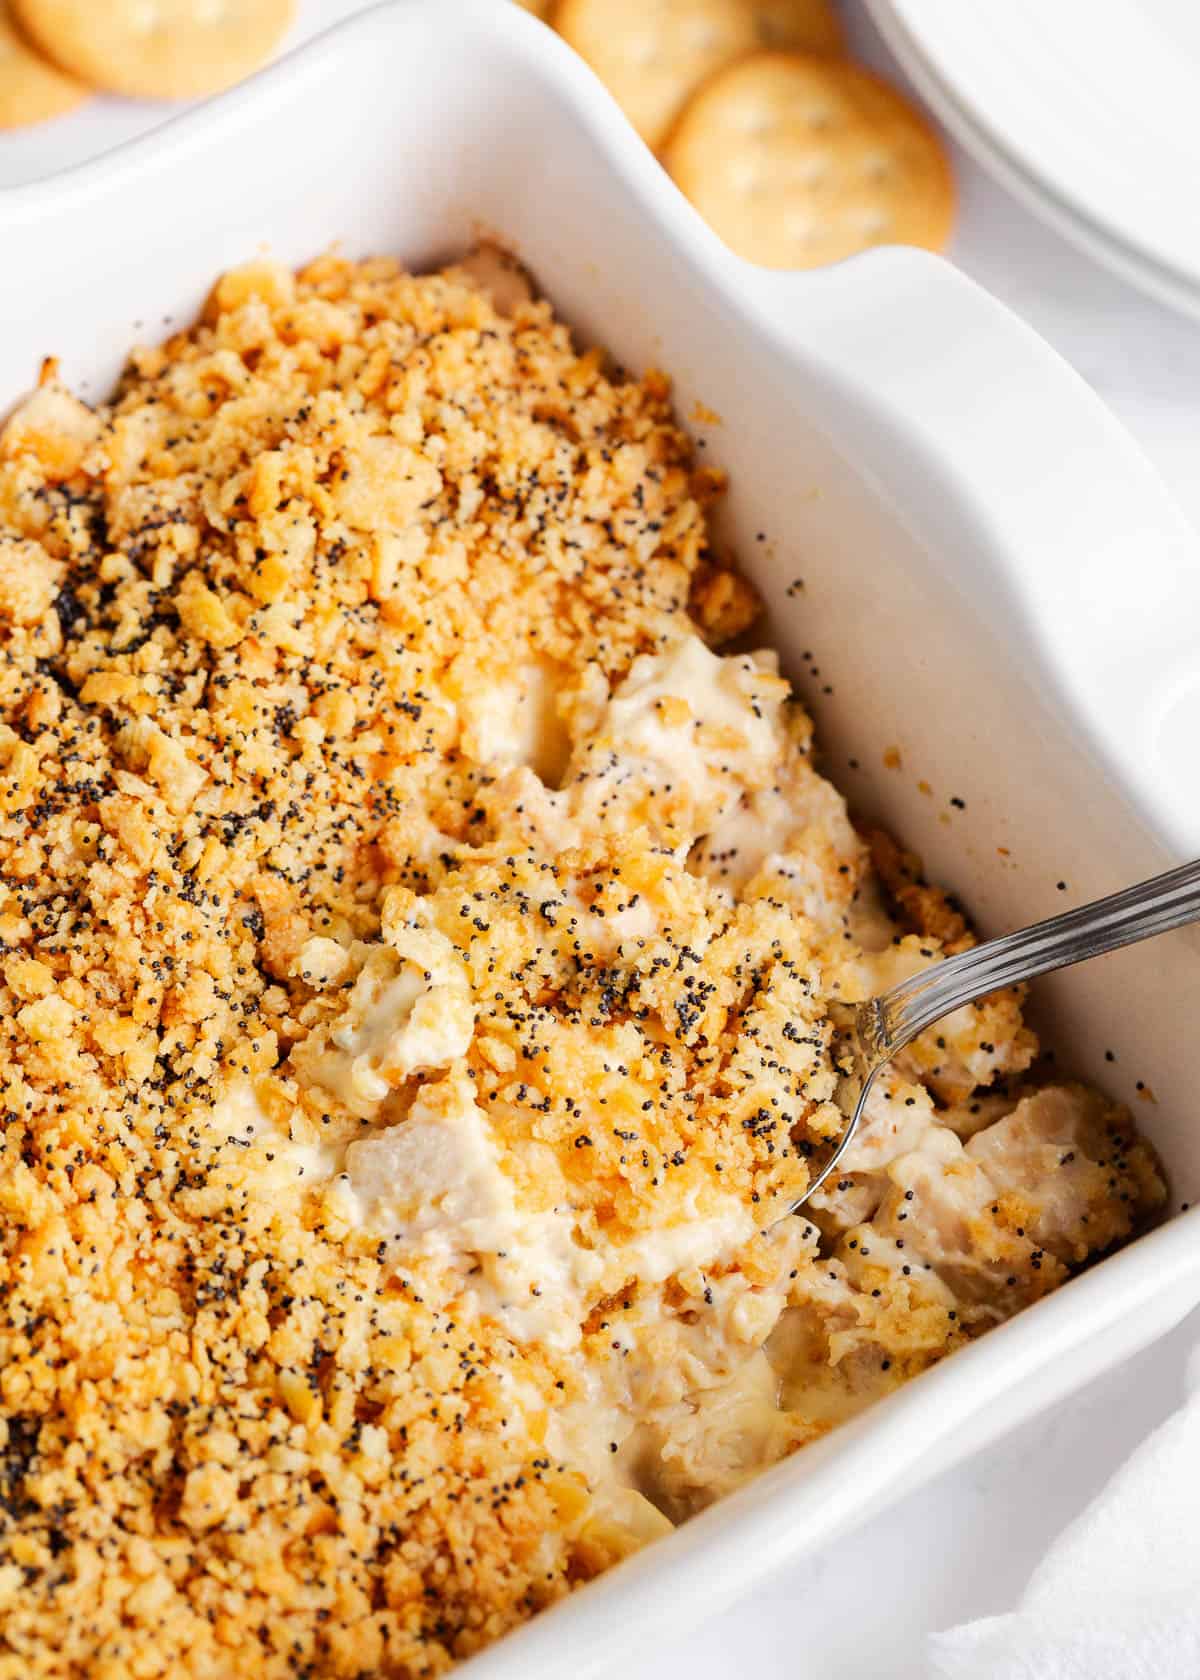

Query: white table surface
<box><xmin>3</xmin><ymin>5</ymin><xmax>1199</xmax><ymax>1675</ymax></box>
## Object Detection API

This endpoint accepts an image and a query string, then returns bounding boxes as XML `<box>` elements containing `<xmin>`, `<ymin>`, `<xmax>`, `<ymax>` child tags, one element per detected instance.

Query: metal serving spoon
<box><xmin>797</xmin><ymin>856</ymin><xmax>1200</xmax><ymax>1209</ymax></box>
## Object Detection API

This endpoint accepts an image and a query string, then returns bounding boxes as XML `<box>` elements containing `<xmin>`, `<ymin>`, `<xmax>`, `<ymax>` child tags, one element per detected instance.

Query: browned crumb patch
<box><xmin>0</xmin><ymin>252</ymin><xmax>749</xmax><ymax>1679</ymax></box>
<box><xmin>0</xmin><ymin>248</ymin><xmax>1165</xmax><ymax>1679</ymax></box>
<box><xmin>865</xmin><ymin>825</ymin><xmax>973</xmax><ymax>956</ymax></box>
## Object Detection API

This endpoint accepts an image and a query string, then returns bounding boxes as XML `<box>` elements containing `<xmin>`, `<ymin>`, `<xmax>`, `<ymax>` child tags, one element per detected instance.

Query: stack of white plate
<box><xmin>865</xmin><ymin>0</ymin><xmax>1200</xmax><ymax>320</ymax></box>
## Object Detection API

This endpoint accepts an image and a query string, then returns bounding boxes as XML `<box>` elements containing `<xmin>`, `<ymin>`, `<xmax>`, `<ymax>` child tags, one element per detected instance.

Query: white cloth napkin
<box><xmin>927</xmin><ymin>1347</ymin><xmax>1200</xmax><ymax>1680</ymax></box>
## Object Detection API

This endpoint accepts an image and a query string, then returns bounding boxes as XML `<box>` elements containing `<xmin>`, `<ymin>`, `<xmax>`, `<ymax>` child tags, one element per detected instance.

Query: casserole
<box><xmin>1</xmin><ymin>3</ymin><xmax>1198</xmax><ymax>1672</ymax></box>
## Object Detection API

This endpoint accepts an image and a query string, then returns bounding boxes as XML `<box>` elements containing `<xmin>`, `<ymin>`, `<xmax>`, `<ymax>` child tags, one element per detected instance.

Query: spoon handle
<box><xmin>876</xmin><ymin>856</ymin><xmax>1200</xmax><ymax>1056</ymax></box>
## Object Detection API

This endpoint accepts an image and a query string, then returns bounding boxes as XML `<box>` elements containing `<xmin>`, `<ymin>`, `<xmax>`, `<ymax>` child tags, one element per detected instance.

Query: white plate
<box><xmin>866</xmin><ymin>0</ymin><xmax>1200</xmax><ymax>320</ymax></box>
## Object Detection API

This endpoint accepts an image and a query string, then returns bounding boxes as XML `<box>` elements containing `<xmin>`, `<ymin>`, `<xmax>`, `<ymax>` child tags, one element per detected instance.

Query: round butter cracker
<box><xmin>662</xmin><ymin>52</ymin><xmax>954</xmax><ymax>268</ymax></box>
<box><xmin>556</xmin><ymin>0</ymin><xmax>753</xmax><ymax>148</ymax></box>
<box><xmin>13</xmin><ymin>0</ymin><xmax>295</xmax><ymax>101</ymax></box>
<box><xmin>556</xmin><ymin>0</ymin><xmax>843</xmax><ymax>149</ymax></box>
<box><xmin>0</xmin><ymin>0</ymin><xmax>86</xmax><ymax>129</ymax></box>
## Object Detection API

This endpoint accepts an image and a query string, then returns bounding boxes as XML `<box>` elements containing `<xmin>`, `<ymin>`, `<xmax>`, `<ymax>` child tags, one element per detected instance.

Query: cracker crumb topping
<box><xmin>0</xmin><ymin>252</ymin><xmax>1163</xmax><ymax>1678</ymax></box>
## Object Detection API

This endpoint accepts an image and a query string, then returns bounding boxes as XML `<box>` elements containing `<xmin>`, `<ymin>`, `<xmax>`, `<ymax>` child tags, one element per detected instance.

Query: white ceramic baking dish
<box><xmin>2</xmin><ymin>4</ymin><xmax>1199</xmax><ymax>1672</ymax></box>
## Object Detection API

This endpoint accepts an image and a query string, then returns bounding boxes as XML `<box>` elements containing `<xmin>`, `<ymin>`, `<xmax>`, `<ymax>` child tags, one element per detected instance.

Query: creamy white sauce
<box><xmin>332</xmin><ymin>1066</ymin><xmax>758</xmax><ymax>1348</ymax></box>
<box><xmin>564</xmin><ymin>636</ymin><xmax>789</xmax><ymax>844</ymax></box>
<box><xmin>209</xmin><ymin>1080</ymin><xmax>341</xmax><ymax>1187</ymax></box>
<box><xmin>460</xmin><ymin>662</ymin><xmax>570</xmax><ymax>785</ymax></box>
<box><xmin>603</xmin><ymin>637</ymin><xmax>782</xmax><ymax>782</ymax></box>
<box><xmin>305</xmin><ymin>933</ymin><xmax>474</xmax><ymax>1115</ymax></box>
<box><xmin>691</xmin><ymin>787</ymin><xmax>798</xmax><ymax>892</ymax></box>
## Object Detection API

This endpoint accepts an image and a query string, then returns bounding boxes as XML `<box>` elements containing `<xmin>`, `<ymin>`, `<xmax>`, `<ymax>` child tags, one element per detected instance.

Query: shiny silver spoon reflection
<box><xmin>793</xmin><ymin>856</ymin><xmax>1200</xmax><ymax>1210</ymax></box>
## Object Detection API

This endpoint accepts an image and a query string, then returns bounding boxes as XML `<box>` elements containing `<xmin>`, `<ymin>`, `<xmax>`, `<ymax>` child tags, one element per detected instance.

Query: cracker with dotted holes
<box><xmin>662</xmin><ymin>51</ymin><xmax>954</xmax><ymax>268</ymax></box>
<box><xmin>0</xmin><ymin>0</ymin><xmax>86</xmax><ymax>129</ymax></box>
<box><xmin>555</xmin><ymin>0</ymin><xmax>843</xmax><ymax>150</ymax></box>
<box><xmin>12</xmin><ymin>0</ymin><xmax>294</xmax><ymax>101</ymax></box>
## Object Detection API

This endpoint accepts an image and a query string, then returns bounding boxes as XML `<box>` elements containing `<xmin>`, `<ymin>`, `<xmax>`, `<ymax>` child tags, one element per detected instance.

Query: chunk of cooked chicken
<box><xmin>965</xmin><ymin>1083</ymin><xmax>1164</xmax><ymax>1265</ymax></box>
<box><xmin>870</xmin><ymin>1128</ymin><xmax>1067</xmax><ymax>1318</ymax></box>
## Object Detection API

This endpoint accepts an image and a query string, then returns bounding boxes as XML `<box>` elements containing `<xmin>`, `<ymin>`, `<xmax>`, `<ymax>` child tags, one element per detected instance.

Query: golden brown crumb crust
<box><xmin>0</xmin><ymin>254</ymin><xmax>1164</xmax><ymax>1678</ymax></box>
<box><xmin>0</xmin><ymin>254</ymin><xmax>753</xmax><ymax>1678</ymax></box>
<box><xmin>864</xmin><ymin>825</ymin><xmax>973</xmax><ymax>955</ymax></box>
